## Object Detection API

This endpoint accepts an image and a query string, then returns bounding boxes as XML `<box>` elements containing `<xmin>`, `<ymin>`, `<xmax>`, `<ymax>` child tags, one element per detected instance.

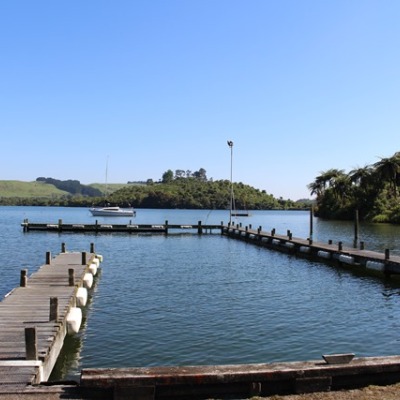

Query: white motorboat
<box><xmin>89</xmin><ymin>206</ymin><xmax>136</xmax><ymax>217</ymax></box>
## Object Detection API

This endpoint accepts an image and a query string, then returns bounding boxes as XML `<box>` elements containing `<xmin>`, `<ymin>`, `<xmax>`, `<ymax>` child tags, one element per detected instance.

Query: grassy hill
<box><xmin>0</xmin><ymin>180</ymin><xmax>134</xmax><ymax>198</ymax></box>
<box><xmin>0</xmin><ymin>180</ymin><xmax>68</xmax><ymax>198</ymax></box>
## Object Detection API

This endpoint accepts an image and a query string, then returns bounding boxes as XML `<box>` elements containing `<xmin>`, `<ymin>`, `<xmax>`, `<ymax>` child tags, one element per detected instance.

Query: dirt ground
<box><xmin>255</xmin><ymin>383</ymin><xmax>400</xmax><ymax>400</ymax></box>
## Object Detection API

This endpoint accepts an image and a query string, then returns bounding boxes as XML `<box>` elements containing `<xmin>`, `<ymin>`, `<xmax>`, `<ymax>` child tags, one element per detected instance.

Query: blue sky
<box><xmin>1</xmin><ymin>0</ymin><xmax>399</xmax><ymax>200</ymax></box>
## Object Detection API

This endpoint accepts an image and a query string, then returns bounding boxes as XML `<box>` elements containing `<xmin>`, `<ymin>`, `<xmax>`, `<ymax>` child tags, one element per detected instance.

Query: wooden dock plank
<box><xmin>0</xmin><ymin>250</ymin><xmax>98</xmax><ymax>386</ymax></box>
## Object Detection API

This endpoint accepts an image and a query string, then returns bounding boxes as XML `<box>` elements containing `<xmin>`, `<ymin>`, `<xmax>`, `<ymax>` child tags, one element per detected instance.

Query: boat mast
<box><xmin>227</xmin><ymin>140</ymin><xmax>234</xmax><ymax>224</ymax></box>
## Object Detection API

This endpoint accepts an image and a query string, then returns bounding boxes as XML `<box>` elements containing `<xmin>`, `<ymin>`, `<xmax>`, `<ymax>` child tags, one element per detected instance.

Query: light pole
<box><xmin>227</xmin><ymin>140</ymin><xmax>234</xmax><ymax>224</ymax></box>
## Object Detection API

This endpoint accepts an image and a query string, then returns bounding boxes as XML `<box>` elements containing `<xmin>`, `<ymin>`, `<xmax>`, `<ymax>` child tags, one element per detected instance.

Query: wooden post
<box><xmin>49</xmin><ymin>297</ymin><xmax>58</xmax><ymax>321</ymax></box>
<box><xmin>360</xmin><ymin>241</ymin><xmax>365</xmax><ymax>250</ymax></box>
<box><xmin>385</xmin><ymin>249</ymin><xmax>390</xmax><ymax>260</ymax></box>
<box><xmin>338</xmin><ymin>241</ymin><xmax>343</xmax><ymax>251</ymax></box>
<box><xmin>197</xmin><ymin>221</ymin><xmax>203</xmax><ymax>235</ymax></box>
<box><xmin>46</xmin><ymin>251</ymin><xmax>51</xmax><ymax>265</ymax></box>
<box><xmin>354</xmin><ymin>209</ymin><xmax>359</xmax><ymax>248</ymax></box>
<box><xmin>165</xmin><ymin>220</ymin><xmax>169</xmax><ymax>235</ymax></box>
<box><xmin>288</xmin><ymin>232</ymin><xmax>293</xmax><ymax>240</ymax></box>
<box><xmin>90</xmin><ymin>242</ymin><xmax>95</xmax><ymax>253</ymax></box>
<box><xmin>20</xmin><ymin>269</ymin><xmax>28</xmax><ymax>287</ymax></box>
<box><xmin>271</xmin><ymin>228</ymin><xmax>275</xmax><ymax>236</ymax></box>
<box><xmin>25</xmin><ymin>327</ymin><xmax>38</xmax><ymax>360</ymax></box>
<box><xmin>309</xmin><ymin>206</ymin><xmax>314</xmax><ymax>243</ymax></box>
<box><xmin>58</xmin><ymin>219</ymin><xmax>62</xmax><ymax>232</ymax></box>
<box><xmin>61</xmin><ymin>242</ymin><xmax>66</xmax><ymax>253</ymax></box>
<box><xmin>81</xmin><ymin>252</ymin><xmax>87</xmax><ymax>265</ymax></box>
<box><xmin>328</xmin><ymin>240</ymin><xmax>333</xmax><ymax>245</ymax></box>
<box><xmin>69</xmin><ymin>269</ymin><xmax>75</xmax><ymax>286</ymax></box>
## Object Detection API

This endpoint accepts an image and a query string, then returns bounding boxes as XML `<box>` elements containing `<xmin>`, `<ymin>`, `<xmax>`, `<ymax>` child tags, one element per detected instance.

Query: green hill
<box><xmin>0</xmin><ymin>180</ymin><xmax>68</xmax><ymax>198</ymax></box>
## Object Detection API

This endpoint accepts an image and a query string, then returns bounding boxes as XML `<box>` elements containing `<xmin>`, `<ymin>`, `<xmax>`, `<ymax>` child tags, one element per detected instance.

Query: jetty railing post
<box><xmin>360</xmin><ymin>241</ymin><xmax>365</xmax><ymax>250</ymax></box>
<box><xmin>25</xmin><ymin>327</ymin><xmax>38</xmax><ymax>360</ymax></box>
<box><xmin>81</xmin><ymin>252</ymin><xmax>87</xmax><ymax>265</ymax></box>
<box><xmin>385</xmin><ymin>249</ymin><xmax>390</xmax><ymax>260</ymax></box>
<box><xmin>90</xmin><ymin>242</ymin><xmax>95</xmax><ymax>253</ymax></box>
<box><xmin>165</xmin><ymin>220</ymin><xmax>169</xmax><ymax>235</ymax></box>
<box><xmin>46</xmin><ymin>251</ymin><xmax>51</xmax><ymax>265</ymax></box>
<box><xmin>271</xmin><ymin>228</ymin><xmax>275</xmax><ymax>237</ymax></box>
<box><xmin>198</xmin><ymin>221</ymin><xmax>203</xmax><ymax>235</ymax></box>
<box><xmin>58</xmin><ymin>219</ymin><xmax>62</xmax><ymax>232</ymax></box>
<box><xmin>20</xmin><ymin>269</ymin><xmax>28</xmax><ymax>287</ymax></box>
<box><xmin>69</xmin><ymin>269</ymin><xmax>75</xmax><ymax>286</ymax></box>
<box><xmin>309</xmin><ymin>205</ymin><xmax>313</xmax><ymax>243</ymax></box>
<box><xmin>49</xmin><ymin>297</ymin><xmax>58</xmax><ymax>321</ymax></box>
<box><xmin>353</xmin><ymin>209</ymin><xmax>359</xmax><ymax>248</ymax></box>
<box><xmin>338</xmin><ymin>241</ymin><xmax>343</xmax><ymax>251</ymax></box>
<box><xmin>61</xmin><ymin>243</ymin><xmax>66</xmax><ymax>253</ymax></box>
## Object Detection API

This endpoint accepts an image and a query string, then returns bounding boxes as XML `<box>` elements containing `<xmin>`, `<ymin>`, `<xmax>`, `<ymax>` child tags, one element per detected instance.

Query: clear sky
<box><xmin>1</xmin><ymin>1</ymin><xmax>399</xmax><ymax>200</ymax></box>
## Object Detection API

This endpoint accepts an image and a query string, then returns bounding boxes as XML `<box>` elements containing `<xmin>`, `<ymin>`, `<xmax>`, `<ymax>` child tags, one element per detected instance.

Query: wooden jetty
<box><xmin>0</xmin><ymin>244</ymin><xmax>101</xmax><ymax>392</ymax></box>
<box><xmin>222</xmin><ymin>224</ymin><xmax>400</xmax><ymax>277</ymax></box>
<box><xmin>21</xmin><ymin>219</ymin><xmax>400</xmax><ymax>277</ymax></box>
<box><xmin>21</xmin><ymin>219</ymin><xmax>223</xmax><ymax>234</ymax></box>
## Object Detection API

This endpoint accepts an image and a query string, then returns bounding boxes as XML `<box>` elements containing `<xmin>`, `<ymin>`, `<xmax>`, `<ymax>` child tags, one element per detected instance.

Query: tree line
<box><xmin>0</xmin><ymin>176</ymin><xmax>310</xmax><ymax>210</ymax></box>
<box><xmin>308</xmin><ymin>151</ymin><xmax>400</xmax><ymax>223</ymax></box>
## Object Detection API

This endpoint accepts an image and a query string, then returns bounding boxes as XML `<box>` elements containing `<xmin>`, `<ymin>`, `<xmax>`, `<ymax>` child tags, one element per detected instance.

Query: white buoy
<box><xmin>318</xmin><ymin>250</ymin><xmax>331</xmax><ymax>259</ymax></box>
<box><xmin>76</xmin><ymin>287</ymin><xmax>88</xmax><ymax>307</ymax></box>
<box><xmin>66</xmin><ymin>307</ymin><xmax>82</xmax><ymax>334</ymax></box>
<box><xmin>83</xmin><ymin>273</ymin><xmax>93</xmax><ymax>289</ymax></box>
<box><xmin>366</xmin><ymin>260</ymin><xmax>385</xmax><ymax>272</ymax></box>
<box><xmin>285</xmin><ymin>242</ymin><xmax>295</xmax><ymax>249</ymax></box>
<box><xmin>96</xmin><ymin>254</ymin><xmax>103</xmax><ymax>262</ymax></box>
<box><xmin>272</xmin><ymin>239</ymin><xmax>280</xmax><ymax>245</ymax></box>
<box><xmin>299</xmin><ymin>246</ymin><xmax>311</xmax><ymax>253</ymax></box>
<box><xmin>339</xmin><ymin>254</ymin><xmax>355</xmax><ymax>265</ymax></box>
<box><xmin>88</xmin><ymin>262</ymin><xmax>98</xmax><ymax>276</ymax></box>
<box><xmin>92</xmin><ymin>258</ymin><xmax>100</xmax><ymax>267</ymax></box>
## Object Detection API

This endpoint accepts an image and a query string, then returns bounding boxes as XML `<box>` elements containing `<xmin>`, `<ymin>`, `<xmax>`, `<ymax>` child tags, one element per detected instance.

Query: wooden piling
<box><xmin>20</xmin><ymin>269</ymin><xmax>28</xmax><ymax>287</ymax></box>
<box><xmin>46</xmin><ymin>251</ymin><xmax>51</xmax><ymax>265</ymax></box>
<box><xmin>69</xmin><ymin>268</ymin><xmax>75</xmax><ymax>286</ymax></box>
<box><xmin>354</xmin><ymin>209</ymin><xmax>359</xmax><ymax>248</ymax></box>
<box><xmin>49</xmin><ymin>297</ymin><xmax>58</xmax><ymax>321</ymax></box>
<box><xmin>25</xmin><ymin>327</ymin><xmax>38</xmax><ymax>361</ymax></box>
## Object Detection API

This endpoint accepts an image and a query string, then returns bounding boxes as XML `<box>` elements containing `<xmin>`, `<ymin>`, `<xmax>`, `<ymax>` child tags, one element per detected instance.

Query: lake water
<box><xmin>1</xmin><ymin>206</ymin><xmax>400</xmax><ymax>381</ymax></box>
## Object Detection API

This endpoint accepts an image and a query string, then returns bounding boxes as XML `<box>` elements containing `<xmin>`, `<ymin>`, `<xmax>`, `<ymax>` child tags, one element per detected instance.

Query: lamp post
<box><xmin>227</xmin><ymin>140</ymin><xmax>234</xmax><ymax>224</ymax></box>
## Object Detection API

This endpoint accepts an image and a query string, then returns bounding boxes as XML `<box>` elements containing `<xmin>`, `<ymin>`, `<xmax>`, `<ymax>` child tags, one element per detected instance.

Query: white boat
<box><xmin>89</xmin><ymin>206</ymin><xmax>136</xmax><ymax>217</ymax></box>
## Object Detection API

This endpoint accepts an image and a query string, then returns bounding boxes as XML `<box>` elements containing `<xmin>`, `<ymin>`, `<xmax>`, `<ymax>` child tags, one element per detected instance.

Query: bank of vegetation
<box><xmin>308</xmin><ymin>151</ymin><xmax>400</xmax><ymax>223</ymax></box>
<box><xmin>0</xmin><ymin>169</ymin><xmax>309</xmax><ymax>210</ymax></box>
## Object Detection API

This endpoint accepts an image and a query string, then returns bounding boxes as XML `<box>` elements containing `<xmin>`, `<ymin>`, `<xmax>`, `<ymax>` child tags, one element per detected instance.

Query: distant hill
<box><xmin>0</xmin><ymin>180</ymin><xmax>133</xmax><ymax>199</ymax></box>
<box><xmin>0</xmin><ymin>180</ymin><xmax>68</xmax><ymax>198</ymax></box>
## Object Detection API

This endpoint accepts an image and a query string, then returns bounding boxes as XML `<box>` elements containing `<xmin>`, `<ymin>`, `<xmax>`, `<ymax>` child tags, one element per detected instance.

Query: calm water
<box><xmin>1</xmin><ymin>206</ymin><xmax>400</xmax><ymax>381</ymax></box>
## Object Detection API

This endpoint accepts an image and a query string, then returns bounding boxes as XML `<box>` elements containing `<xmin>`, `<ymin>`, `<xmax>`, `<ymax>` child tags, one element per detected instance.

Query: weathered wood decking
<box><xmin>0</xmin><ymin>248</ymin><xmax>100</xmax><ymax>391</ymax></box>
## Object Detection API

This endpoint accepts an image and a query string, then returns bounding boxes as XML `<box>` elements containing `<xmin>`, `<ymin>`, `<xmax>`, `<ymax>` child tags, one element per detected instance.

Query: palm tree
<box><xmin>308</xmin><ymin>169</ymin><xmax>345</xmax><ymax>198</ymax></box>
<box><xmin>373</xmin><ymin>153</ymin><xmax>400</xmax><ymax>198</ymax></box>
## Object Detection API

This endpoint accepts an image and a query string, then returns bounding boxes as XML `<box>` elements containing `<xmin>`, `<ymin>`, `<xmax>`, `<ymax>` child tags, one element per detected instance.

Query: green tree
<box><xmin>162</xmin><ymin>170</ymin><xmax>174</xmax><ymax>183</ymax></box>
